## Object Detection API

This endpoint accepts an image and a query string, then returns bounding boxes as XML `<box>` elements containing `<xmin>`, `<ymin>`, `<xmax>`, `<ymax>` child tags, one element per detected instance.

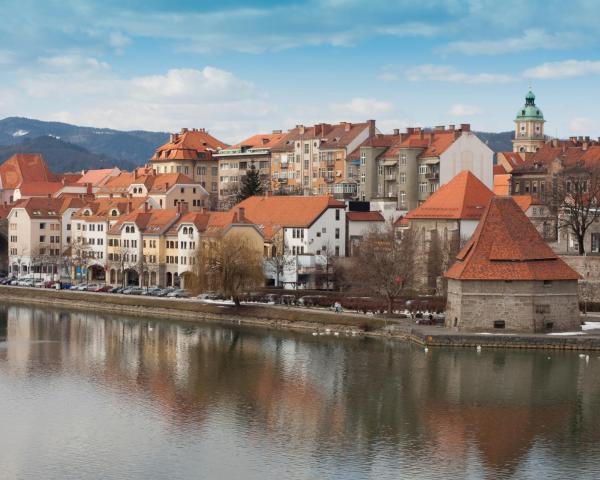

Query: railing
<box><xmin>385</xmin><ymin>174</ymin><xmax>397</xmax><ymax>181</ymax></box>
<box><xmin>426</xmin><ymin>171</ymin><xmax>439</xmax><ymax>180</ymax></box>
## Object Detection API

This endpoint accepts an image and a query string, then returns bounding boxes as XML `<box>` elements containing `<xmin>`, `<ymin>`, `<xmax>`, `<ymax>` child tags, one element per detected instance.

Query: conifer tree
<box><xmin>238</xmin><ymin>163</ymin><xmax>263</xmax><ymax>201</ymax></box>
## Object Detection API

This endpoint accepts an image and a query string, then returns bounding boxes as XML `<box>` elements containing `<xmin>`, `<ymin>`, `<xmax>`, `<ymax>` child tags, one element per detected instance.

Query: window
<box><xmin>399</xmin><ymin>154</ymin><xmax>407</xmax><ymax>165</ymax></box>
<box><xmin>335</xmin><ymin>246</ymin><xmax>340</xmax><ymax>256</ymax></box>
<box><xmin>335</xmin><ymin>228</ymin><xmax>340</xmax><ymax>240</ymax></box>
<box><xmin>419</xmin><ymin>182</ymin><xmax>428</xmax><ymax>193</ymax></box>
<box><xmin>335</xmin><ymin>209</ymin><xmax>340</xmax><ymax>221</ymax></box>
<box><xmin>360</xmin><ymin>152</ymin><xmax>366</xmax><ymax>165</ymax></box>
<box><xmin>304</xmin><ymin>143</ymin><xmax>309</xmax><ymax>154</ymax></box>
<box><xmin>377</xmin><ymin>165</ymin><xmax>384</xmax><ymax>175</ymax></box>
<box><xmin>418</xmin><ymin>165</ymin><xmax>428</xmax><ymax>175</ymax></box>
<box><xmin>592</xmin><ymin>233</ymin><xmax>600</xmax><ymax>253</ymax></box>
<box><xmin>493</xmin><ymin>320</ymin><xmax>505</xmax><ymax>329</ymax></box>
<box><xmin>399</xmin><ymin>172</ymin><xmax>406</xmax><ymax>184</ymax></box>
<box><xmin>400</xmin><ymin>192</ymin><xmax>406</xmax><ymax>206</ymax></box>
<box><xmin>40</xmin><ymin>223</ymin><xmax>46</xmax><ymax>229</ymax></box>
<box><xmin>39</xmin><ymin>235</ymin><xmax>45</xmax><ymax>243</ymax></box>
<box><xmin>514</xmin><ymin>181</ymin><xmax>520</xmax><ymax>194</ymax></box>
<box><xmin>543</xmin><ymin>280</ymin><xmax>552</xmax><ymax>287</ymax></box>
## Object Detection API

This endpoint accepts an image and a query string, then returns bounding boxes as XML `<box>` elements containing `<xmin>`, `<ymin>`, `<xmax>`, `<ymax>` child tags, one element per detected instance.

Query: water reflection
<box><xmin>0</xmin><ymin>304</ymin><xmax>600</xmax><ymax>479</ymax></box>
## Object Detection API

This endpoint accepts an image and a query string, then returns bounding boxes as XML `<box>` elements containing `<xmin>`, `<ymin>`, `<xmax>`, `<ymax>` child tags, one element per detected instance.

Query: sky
<box><xmin>1</xmin><ymin>0</ymin><xmax>600</xmax><ymax>143</ymax></box>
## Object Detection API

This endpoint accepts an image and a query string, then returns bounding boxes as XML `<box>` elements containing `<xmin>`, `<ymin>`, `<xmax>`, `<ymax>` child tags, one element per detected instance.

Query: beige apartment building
<box><xmin>213</xmin><ymin>131</ymin><xmax>287</xmax><ymax>209</ymax></box>
<box><xmin>149</xmin><ymin>128</ymin><xmax>228</xmax><ymax>208</ymax></box>
<box><xmin>270</xmin><ymin>120</ymin><xmax>377</xmax><ymax>199</ymax></box>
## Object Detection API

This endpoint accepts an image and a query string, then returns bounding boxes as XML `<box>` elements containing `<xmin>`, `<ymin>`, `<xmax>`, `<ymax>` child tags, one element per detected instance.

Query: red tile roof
<box><xmin>235</xmin><ymin>195</ymin><xmax>345</xmax><ymax>230</ymax></box>
<box><xmin>150</xmin><ymin>128</ymin><xmax>227</xmax><ymax>162</ymax></box>
<box><xmin>230</xmin><ymin>132</ymin><xmax>288</xmax><ymax>150</ymax></box>
<box><xmin>445</xmin><ymin>197</ymin><xmax>580</xmax><ymax>281</ymax></box>
<box><xmin>76</xmin><ymin>168</ymin><xmax>120</xmax><ymax>186</ymax></box>
<box><xmin>108</xmin><ymin>207</ymin><xmax>181</xmax><ymax>235</ymax></box>
<box><xmin>17</xmin><ymin>181</ymin><xmax>63</xmax><ymax>197</ymax></box>
<box><xmin>406</xmin><ymin>171</ymin><xmax>493</xmax><ymax>220</ymax></box>
<box><xmin>347</xmin><ymin>211</ymin><xmax>385</xmax><ymax>222</ymax></box>
<box><xmin>0</xmin><ymin>154</ymin><xmax>58</xmax><ymax>190</ymax></box>
<box><xmin>493</xmin><ymin>164</ymin><xmax>507</xmax><ymax>175</ymax></box>
<box><xmin>270</xmin><ymin>121</ymin><xmax>374</xmax><ymax>152</ymax></box>
<box><xmin>497</xmin><ymin>152</ymin><xmax>528</xmax><ymax>172</ymax></box>
<box><xmin>385</xmin><ymin>127</ymin><xmax>468</xmax><ymax>159</ymax></box>
<box><xmin>347</xmin><ymin>133</ymin><xmax>400</xmax><ymax>161</ymax></box>
<box><xmin>11</xmin><ymin>196</ymin><xmax>85</xmax><ymax>219</ymax></box>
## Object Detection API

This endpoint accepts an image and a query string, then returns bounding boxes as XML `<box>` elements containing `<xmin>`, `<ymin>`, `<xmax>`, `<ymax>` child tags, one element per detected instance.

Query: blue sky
<box><xmin>1</xmin><ymin>0</ymin><xmax>600</xmax><ymax>142</ymax></box>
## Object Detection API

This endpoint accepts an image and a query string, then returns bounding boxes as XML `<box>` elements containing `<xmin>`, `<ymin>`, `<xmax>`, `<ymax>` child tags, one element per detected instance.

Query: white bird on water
<box><xmin>476</xmin><ymin>345</ymin><xmax>482</xmax><ymax>353</ymax></box>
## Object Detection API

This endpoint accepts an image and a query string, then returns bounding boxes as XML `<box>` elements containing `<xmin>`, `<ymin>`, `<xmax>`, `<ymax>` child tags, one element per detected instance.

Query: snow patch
<box><xmin>582</xmin><ymin>321</ymin><xmax>600</xmax><ymax>331</ymax></box>
<box><xmin>547</xmin><ymin>331</ymin><xmax>585</xmax><ymax>336</ymax></box>
<box><xmin>12</xmin><ymin>130</ymin><xmax>28</xmax><ymax>137</ymax></box>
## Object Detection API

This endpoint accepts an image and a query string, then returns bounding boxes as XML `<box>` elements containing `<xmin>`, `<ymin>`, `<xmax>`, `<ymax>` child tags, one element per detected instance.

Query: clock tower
<box><xmin>512</xmin><ymin>89</ymin><xmax>545</xmax><ymax>153</ymax></box>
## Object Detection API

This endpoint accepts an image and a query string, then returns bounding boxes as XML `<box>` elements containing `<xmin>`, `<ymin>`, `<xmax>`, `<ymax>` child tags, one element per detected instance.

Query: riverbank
<box><xmin>2</xmin><ymin>286</ymin><xmax>600</xmax><ymax>351</ymax></box>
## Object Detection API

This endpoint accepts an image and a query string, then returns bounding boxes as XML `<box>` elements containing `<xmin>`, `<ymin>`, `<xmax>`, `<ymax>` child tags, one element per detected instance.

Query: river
<box><xmin>0</xmin><ymin>303</ymin><xmax>599</xmax><ymax>479</ymax></box>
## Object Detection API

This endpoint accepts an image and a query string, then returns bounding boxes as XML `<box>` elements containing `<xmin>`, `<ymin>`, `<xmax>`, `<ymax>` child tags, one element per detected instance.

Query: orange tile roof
<box><xmin>148</xmin><ymin>173</ymin><xmax>196</xmax><ymax>193</ymax></box>
<box><xmin>406</xmin><ymin>171</ymin><xmax>493</xmax><ymax>220</ymax></box>
<box><xmin>72</xmin><ymin>197</ymin><xmax>147</xmax><ymax>221</ymax></box>
<box><xmin>347</xmin><ymin>211</ymin><xmax>385</xmax><ymax>222</ymax></box>
<box><xmin>445</xmin><ymin>197</ymin><xmax>580</xmax><ymax>281</ymax></box>
<box><xmin>347</xmin><ymin>133</ymin><xmax>400</xmax><ymax>161</ymax></box>
<box><xmin>17</xmin><ymin>181</ymin><xmax>63</xmax><ymax>197</ymax></box>
<box><xmin>235</xmin><ymin>195</ymin><xmax>345</xmax><ymax>229</ymax></box>
<box><xmin>165</xmin><ymin>211</ymin><xmax>212</xmax><ymax>236</ymax></box>
<box><xmin>150</xmin><ymin>128</ymin><xmax>227</xmax><ymax>162</ymax></box>
<box><xmin>76</xmin><ymin>168</ymin><xmax>119</xmax><ymax>186</ymax></box>
<box><xmin>230</xmin><ymin>132</ymin><xmax>288</xmax><ymax>150</ymax></box>
<box><xmin>385</xmin><ymin>128</ymin><xmax>466</xmax><ymax>159</ymax></box>
<box><xmin>497</xmin><ymin>152</ymin><xmax>528</xmax><ymax>172</ymax></box>
<box><xmin>59</xmin><ymin>173</ymin><xmax>83</xmax><ymax>185</ymax></box>
<box><xmin>108</xmin><ymin>207</ymin><xmax>181</xmax><ymax>235</ymax></box>
<box><xmin>0</xmin><ymin>153</ymin><xmax>58</xmax><ymax>190</ymax></box>
<box><xmin>493</xmin><ymin>164</ymin><xmax>507</xmax><ymax>175</ymax></box>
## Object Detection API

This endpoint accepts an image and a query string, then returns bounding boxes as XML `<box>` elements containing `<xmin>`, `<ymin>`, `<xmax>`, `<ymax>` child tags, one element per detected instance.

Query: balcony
<box><xmin>385</xmin><ymin>173</ymin><xmax>397</xmax><ymax>181</ymax></box>
<box><xmin>426</xmin><ymin>171</ymin><xmax>439</xmax><ymax>181</ymax></box>
<box><xmin>278</xmin><ymin>177</ymin><xmax>288</xmax><ymax>183</ymax></box>
<box><xmin>280</xmin><ymin>162</ymin><xmax>288</xmax><ymax>169</ymax></box>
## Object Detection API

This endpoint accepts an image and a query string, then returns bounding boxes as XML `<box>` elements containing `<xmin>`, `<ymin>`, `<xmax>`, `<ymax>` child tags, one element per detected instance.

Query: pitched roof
<box><xmin>270</xmin><ymin>121</ymin><xmax>374</xmax><ymax>152</ymax></box>
<box><xmin>72</xmin><ymin>197</ymin><xmax>147</xmax><ymax>221</ymax></box>
<box><xmin>76</xmin><ymin>168</ymin><xmax>120</xmax><ymax>186</ymax></box>
<box><xmin>108</xmin><ymin>207</ymin><xmax>181</xmax><ymax>235</ymax></box>
<box><xmin>347</xmin><ymin>133</ymin><xmax>400</xmax><ymax>161</ymax></box>
<box><xmin>230</xmin><ymin>132</ymin><xmax>288</xmax><ymax>150</ymax></box>
<box><xmin>16</xmin><ymin>181</ymin><xmax>63</xmax><ymax>197</ymax></box>
<box><xmin>405</xmin><ymin>171</ymin><xmax>493</xmax><ymax>220</ymax></box>
<box><xmin>385</xmin><ymin>127</ymin><xmax>468</xmax><ymax>159</ymax></box>
<box><xmin>234</xmin><ymin>195</ymin><xmax>345</xmax><ymax>231</ymax></box>
<box><xmin>11</xmin><ymin>196</ymin><xmax>85</xmax><ymax>219</ymax></box>
<box><xmin>165</xmin><ymin>211</ymin><xmax>212</xmax><ymax>236</ymax></box>
<box><xmin>347</xmin><ymin>211</ymin><xmax>385</xmax><ymax>222</ymax></box>
<box><xmin>493</xmin><ymin>164</ymin><xmax>508</xmax><ymax>175</ymax></box>
<box><xmin>0</xmin><ymin>153</ymin><xmax>58</xmax><ymax>189</ymax></box>
<box><xmin>150</xmin><ymin>128</ymin><xmax>227</xmax><ymax>162</ymax></box>
<box><xmin>493</xmin><ymin>173</ymin><xmax>511</xmax><ymax>196</ymax></box>
<box><xmin>445</xmin><ymin>196</ymin><xmax>580</xmax><ymax>281</ymax></box>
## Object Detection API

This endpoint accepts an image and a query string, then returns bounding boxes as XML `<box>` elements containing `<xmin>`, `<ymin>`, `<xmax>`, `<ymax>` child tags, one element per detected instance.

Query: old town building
<box><xmin>445</xmin><ymin>196</ymin><xmax>580</xmax><ymax>333</ymax></box>
<box><xmin>149</xmin><ymin>128</ymin><xmax>227</xmax><ymax>208</ymax></box>
<box><xmin>512</xmin><ymin>90</ymin><xmax>546</xmax><ymax>153</ymax></box>
<box><xmin>270</xmin><ymin>121</ymin><xmax>377</xmax><ymax>199</ymax></box>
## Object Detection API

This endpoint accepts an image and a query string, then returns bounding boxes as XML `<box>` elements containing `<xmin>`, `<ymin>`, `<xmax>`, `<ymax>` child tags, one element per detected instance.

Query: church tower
<box><xmin>512</xmin><ymin>89</ymin><xmax>545</xmax><ymax>153</ymax></box>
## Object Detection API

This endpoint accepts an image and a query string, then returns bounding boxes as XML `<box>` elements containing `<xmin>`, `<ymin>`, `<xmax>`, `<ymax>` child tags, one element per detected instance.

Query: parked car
<box><xmin>17</xmin><ymin>277</ymin><xmax>35</xmax><ymax>287</ymax></box>
<box><xmin>95</xmin><ymin>285</ymin><xmax>112</xmax><ymax>292</ymax></box>
<box><xmin>196</xmin><ymin>292</ymin><xmax>220</xmax><ymax>300</ymax></box>
<box><xmin>122</xmin><ymin>286</ymin><xmax>143</xmax><ymax>295</ymax></box>
<box><xmin>156</xmin><ymin>287</ymin><xmax>174</xmax><ymax>297</ymax></box>
<box><xmin>142</xmin><ymin>287</ymin><xmax>162</xmax><ymax>296</ymax></box>
<box><xmin>264</xmin><ymin>293</ymin><xmax>279</xmax><ymax>304</ymax></box>
<box><xmin>85</xmin><ymin>283</ymin><xmax>99</xmax><ymax>292</ymax></box>
<box><xmin>167</xmin><ymin>289</ymin><xmax>190</xmax><ymax>298</ymax></box>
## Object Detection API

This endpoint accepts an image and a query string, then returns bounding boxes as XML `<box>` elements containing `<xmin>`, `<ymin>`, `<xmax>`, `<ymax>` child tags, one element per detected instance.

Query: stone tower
<box><xmin>512</xmin><ymin>89</ymin><xmax>545</xmax><ymax>153</ymax></box>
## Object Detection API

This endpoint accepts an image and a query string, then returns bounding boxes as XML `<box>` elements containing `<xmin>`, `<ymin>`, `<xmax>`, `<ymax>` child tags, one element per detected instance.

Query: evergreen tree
<box><xmin>237</xmin><ymin>163</ymin><xmax>263</xmax><ymax>201</ymax></box>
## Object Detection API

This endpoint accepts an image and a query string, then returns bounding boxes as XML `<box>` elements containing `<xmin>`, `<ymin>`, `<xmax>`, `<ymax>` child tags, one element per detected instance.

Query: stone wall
<box><xmin>446</xmin><ymin>278</ymin><xmax>580</xmax><ymax>333</ymax></box>
<box><xmin>559</xmin><ymin>255</ymin><xmax>600</xmax><ymax>302</ymax></box>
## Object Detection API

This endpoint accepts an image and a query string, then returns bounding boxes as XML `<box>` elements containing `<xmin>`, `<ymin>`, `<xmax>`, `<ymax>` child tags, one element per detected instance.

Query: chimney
<box><xmin>460</xmin><ymin>123</ymin><xmax>471</xmax><ymax>132</ymax></box>
<box><xmin>86</xmin><ymin>182</ymin><xmax>92</xmax><ymax>195</ymax></box>
<box><xmin>406</xmin><ymin>127</ymin><xmax>414</xmax><ymax>135</ymax></box>
<box><xmin>165</xmin><ymin>182</ymin><xmax>170</xmax><ymax>190</ymax></box>
<box><xmin>239</xmin><ymin>207</ymin><xmax>245</xmax><ymax>221</ymax></box>
<box><xmin>47</xmin><ymin>193</ymin><xmax>51</xmax><ymax>199</ymax></box>
<box><xmin>419</xmin><ymin>129</ymin><xmax>424</xmax><ymax>140</ymax></box>
<box><xmin>393</xmin><ymin>128</ymin><xmax>400</xmax><ymax>136</ymax></box>
<box><xmin>345</xmin><ymin>122</ymin><xmax>352</xmax><ymax>132</ymax></box>
<box><xmin>296</xmin><ymin>124</ymin><xmax>305</xmax><ymax>134</ymax></box>
<box><xmin>61</xmin><ymin>177</ymin><xmax>65</xmax><ymax>185</ymax></box>
<box><xmin>109</xmin><ymin>193</ymin><xmax>113</xmax><ymax>199</ymax></box>
<box><xmin>448</xmin><ymin>124</ymin><xmax>455</xmax><ymax>131</ymax></box>
<box><xmin>143</xmin><ymin>201</ymin><xmax>149</xmax><ymax>212</ymax></box>
<box><xmin>181</xmin><ymin>128</ymin><xmax>188</xmax><ymax>134</ymax></box>
<box><xmin>272</xmin><ymin>130</ymin><xmax>282</xmax><ymax>134</ymax></box>
<box><xmin>367</xmin><ymin>119</ymin><xmax>375</xmax><ymax>136</ymax></box>
<box><xmin>435</xmin><ymin>125</ymin><xmax>445</xmax><ymax>131</ymax></box>
<box><xmin>429</xmin><ymin>132</ymin><xmax>435</xmax><ymax>145</ymax></box>
<box><xmin>127</xmin><ymin>201</ymin><xmax>132</xmax><ymax>213</ymax></box>
<box><xmin>232</xmin><ymin>211</ymin><xmax>239</xmax><ymax>223</ymax></box>
<box><xmin>169</xmin><ymin>133</ymin><xmax>178</xmax><ymax>143</ymax></box>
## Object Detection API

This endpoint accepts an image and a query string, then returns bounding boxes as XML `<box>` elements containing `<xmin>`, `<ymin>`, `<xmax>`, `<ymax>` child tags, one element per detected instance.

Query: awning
<box><xmin>380</xmin><ymin>159</ymin><xmax>398</xmax><ymax>166</ymax></box>
<box><xmin>423</xmin><ymin>157</ymin><xmax>440</xmax><ymax>165</ymax></box>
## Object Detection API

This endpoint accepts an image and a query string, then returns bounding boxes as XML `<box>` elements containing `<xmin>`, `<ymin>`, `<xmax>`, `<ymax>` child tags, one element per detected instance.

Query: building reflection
<box><xmin>1</xmin><ymin>304</ymin><xmax>600</xmax><ymax>477</ymax></box>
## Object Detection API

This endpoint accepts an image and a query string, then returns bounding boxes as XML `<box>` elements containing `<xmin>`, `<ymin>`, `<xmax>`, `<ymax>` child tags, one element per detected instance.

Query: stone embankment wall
<box><xmin>0</xmin><ymin>286</ymin><xmax>390</xmax><ymax>335</ymax></box>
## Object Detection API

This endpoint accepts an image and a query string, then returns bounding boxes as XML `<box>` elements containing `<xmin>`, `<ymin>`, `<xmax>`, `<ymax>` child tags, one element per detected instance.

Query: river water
<box><xmin>1</xmin><ymin>303</ymin><xmax>599</xmax><ymax>479</ymax></box>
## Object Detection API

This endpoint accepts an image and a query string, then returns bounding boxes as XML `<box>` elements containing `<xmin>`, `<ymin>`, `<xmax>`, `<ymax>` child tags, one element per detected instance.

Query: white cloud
<box><xmin>523</xmin><ymin>59</ymin><xmax>600</xmax><ymax>79</ymax></box>
<box><xmin>406</xmin><ymin>65</ymin><xmax>514</xmax><ymax>84</ymax></box>
<box><xmin>109</xmin><ymin>31</ymin><xmax>131</xmax><ymax>49</ymax></box>
<box><xmin>440</xmin><ymin>29</ymin><xmax>582</xmax><ymax>55</ymax></box>
<box><xmin>11</xmin><ymin>58</ymin><xmax>274</xmax><ymax>141</ymax></box>
<box><xmin>449</xmin><ymin>104</ymin><xmax>483</xmax><ymax>116</ymax></box>
<box><xmin>376</xmin><ymin>22</ymin><xmax>442</xmax><ymax>38</ymax></box>
<box><xmin>330</xmin><ymin>97</ymin><xmax>393</xmax><ymax>116</ymax></box>
<box><xmin>568</xmin><ymin>117</ymin><xmax>597</xmax><ymax>134</ymax></box>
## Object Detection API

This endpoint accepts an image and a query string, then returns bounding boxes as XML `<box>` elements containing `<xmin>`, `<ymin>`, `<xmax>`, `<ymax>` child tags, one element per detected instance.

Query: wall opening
<box><xmin>493</xmin><ymin>320</ymin><xmax>505</xmax><ymax>329</ymax></box>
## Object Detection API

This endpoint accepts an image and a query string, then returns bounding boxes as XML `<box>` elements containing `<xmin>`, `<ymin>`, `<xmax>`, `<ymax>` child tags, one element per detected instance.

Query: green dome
<box><xmin>516</xmin><ymin>89</ymin><xmax>544</xmax><ymax>120</ymax></box>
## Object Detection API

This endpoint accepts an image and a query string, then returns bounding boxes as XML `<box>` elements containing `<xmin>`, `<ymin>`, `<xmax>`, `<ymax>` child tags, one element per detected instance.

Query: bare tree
<box><xmin>350</xmin><ymin>222</ymin><xmax>418</xmax><ymax>315</ymax></box>
<box><xmin>70</xmin><ymin>237</ymin><xmax>92</xmax><ymax>283</ymax></box>
<box><xmin>193</xmin><ymin>234</ymin><xmax>264</xmax><ymax>306</ymax></box>
<box><xmin>264</xmin><ymin>247</ymin><xmax>295</xmax><ymax>288</ymax></box>
<box><xmin>555</xmin><ymin>164</ymin><xmax>600</xmax><ymax>255</ymax></box>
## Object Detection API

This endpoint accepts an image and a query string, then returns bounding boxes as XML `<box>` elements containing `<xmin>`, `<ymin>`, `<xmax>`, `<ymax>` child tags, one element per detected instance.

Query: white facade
<box><xmin>439</xmin><ymin>132</ymin><xmax>494</xmax><ymax>189</ymax></box>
